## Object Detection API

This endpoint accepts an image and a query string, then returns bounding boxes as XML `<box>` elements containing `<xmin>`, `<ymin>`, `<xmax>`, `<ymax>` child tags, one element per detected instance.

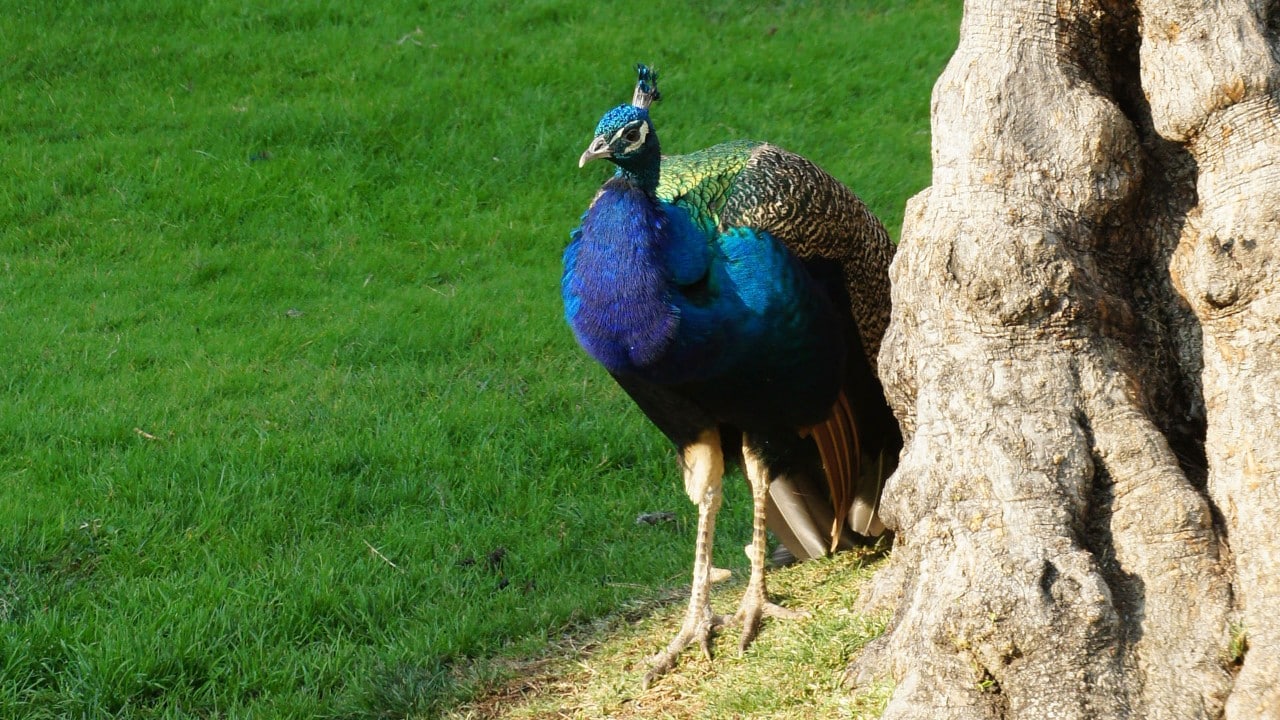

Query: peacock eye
<box><xmin>623</xmin><ymin>126</ymin><xmax>641</xmax><ymax>143</ymax></box>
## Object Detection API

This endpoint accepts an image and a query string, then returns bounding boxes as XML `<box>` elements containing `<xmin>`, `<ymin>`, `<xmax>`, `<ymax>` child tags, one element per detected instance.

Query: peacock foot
<box><xmin>730</xmin><ymin>583</ymin><xmax>810</xmax><ymax>652</ymax></box>
<box><xmin>642</xmin><ymin>601</ymin><xmax>728</xmax><ymax>689</ymax></box>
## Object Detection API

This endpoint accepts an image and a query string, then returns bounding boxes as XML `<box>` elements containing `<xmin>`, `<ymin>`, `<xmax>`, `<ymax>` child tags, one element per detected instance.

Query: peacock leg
<box><xmin>734</xmin><ymin>440</ymin><xmax>809</xmax><ymax>652</ymax></box>
<box><xmin>643</xmin><ymin>429</ymin><xmax>726</xmax><ymax>689</ymax></box>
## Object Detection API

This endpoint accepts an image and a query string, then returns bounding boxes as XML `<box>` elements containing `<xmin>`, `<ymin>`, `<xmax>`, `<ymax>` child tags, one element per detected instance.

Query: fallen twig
<box><xmin>363</xmin><ymin>539</ymin><xmax>400</xmax><ymax>569</ymax></box>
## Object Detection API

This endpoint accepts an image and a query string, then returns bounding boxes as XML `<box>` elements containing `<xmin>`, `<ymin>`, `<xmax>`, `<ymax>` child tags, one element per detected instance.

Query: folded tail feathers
<box><xmin>849</xmin><ymin>448</ymin><xmax>887</xmax><ymax>536</ymax></box>
<box><xmin>802</xmin><ymin>391</ymin><xmax>862</xmax><ymax>552</ymax></box>
<box><xmin>768</xmin><ymin>389</ymin><xmax>888</xmax><ymax>563</ymax></box>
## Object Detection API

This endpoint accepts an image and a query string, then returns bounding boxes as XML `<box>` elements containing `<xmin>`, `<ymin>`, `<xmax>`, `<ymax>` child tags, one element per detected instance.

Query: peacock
<box><xmin>562</xmin><ymin>65</ymin><xmax>901</xmax><ymax>687</ymax></box>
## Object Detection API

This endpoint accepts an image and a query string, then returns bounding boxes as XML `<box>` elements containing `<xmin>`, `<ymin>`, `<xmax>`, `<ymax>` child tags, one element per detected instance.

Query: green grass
<box><xmin>0</xmin><ymin>1</ymin><xmax>959</xmax><ymax>717</ymax></box>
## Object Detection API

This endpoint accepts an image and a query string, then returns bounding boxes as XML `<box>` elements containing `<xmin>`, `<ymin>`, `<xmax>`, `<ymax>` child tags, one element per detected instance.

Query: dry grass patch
<box><xmin>449</xmin><ymin>547</ymin><xmax>894</xmax><ymax>719</ymax></box>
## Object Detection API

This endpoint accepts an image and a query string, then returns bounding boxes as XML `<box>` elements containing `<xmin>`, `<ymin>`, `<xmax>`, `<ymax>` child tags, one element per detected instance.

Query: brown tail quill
<box><xmin>802</xmin><ymin>391</ymin><xmax>861</xmax><ymax>552</ymax></box>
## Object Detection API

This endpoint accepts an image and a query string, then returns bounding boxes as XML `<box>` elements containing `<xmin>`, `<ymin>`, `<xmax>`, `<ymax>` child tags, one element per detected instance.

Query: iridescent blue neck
<box><xmin>563</xmin><ymin>175</ymin><xmax>676</xmax><ymax>374</ymax></box>
<box><xmin>611</xmin><ymin>138</ymin><xmax>661</xmax><ymax>193</ymax></box>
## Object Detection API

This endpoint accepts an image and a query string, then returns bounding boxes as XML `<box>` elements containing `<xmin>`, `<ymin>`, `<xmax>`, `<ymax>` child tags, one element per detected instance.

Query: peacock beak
<box><xmin>578</xmin><ymin>136</ymin><xmax>613</xmax><ymax>168</ymax></box>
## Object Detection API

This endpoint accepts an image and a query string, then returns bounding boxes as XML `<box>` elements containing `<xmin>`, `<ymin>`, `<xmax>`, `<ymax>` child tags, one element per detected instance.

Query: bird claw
<box><xmin>731</xmin><ymin>589</ymin><xmax>810</xmax><ymax>653</ymax></box>
<box><xmin>642</xmin><ymin>593</ymin><xmax>811</xmax><ymax>689</ymax></box>
<box><xmin>642</xmin><ymin>605</ymin><xmax>726</xmax><ymax>690</ymax></box>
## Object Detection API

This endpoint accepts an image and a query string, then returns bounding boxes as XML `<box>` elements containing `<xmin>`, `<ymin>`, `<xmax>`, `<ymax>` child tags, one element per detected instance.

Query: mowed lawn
<box><xmin>0</xmin><ymin>1</ymin><xmax>958</xmax><ymax>717</ymax></box>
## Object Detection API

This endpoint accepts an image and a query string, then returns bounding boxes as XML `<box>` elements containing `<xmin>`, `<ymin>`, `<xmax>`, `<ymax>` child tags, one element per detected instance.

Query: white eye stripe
<box><xmin>614</xmin><ymin>122</ymin><xmax>648</xmax><ymax>152</ymax></box>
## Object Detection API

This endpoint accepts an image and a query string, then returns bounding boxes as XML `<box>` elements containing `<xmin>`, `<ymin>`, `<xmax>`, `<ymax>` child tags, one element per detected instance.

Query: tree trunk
<box><xmin>849</xmin><ymin>1</ymin><xmax>1280</xmax><ymax>718</ymax></box>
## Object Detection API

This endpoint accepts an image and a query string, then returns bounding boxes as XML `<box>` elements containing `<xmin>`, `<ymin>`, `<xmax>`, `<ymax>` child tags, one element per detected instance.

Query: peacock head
<box><xmin>578</xmin><ymin>64</ymin><xmax>662</xmax><ymax>176</ymax></box>
<box><xmin>578</xmin><ymin>104</ymin><xmax>658</xmax><ymax>170</ymax></box>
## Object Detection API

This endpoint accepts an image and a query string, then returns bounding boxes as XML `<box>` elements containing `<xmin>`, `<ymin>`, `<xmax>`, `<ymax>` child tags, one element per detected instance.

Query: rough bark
<box><xmin>849</xmin><ymin>1</ymin><xmax>1280</xmax><ymax>718</ymax></box>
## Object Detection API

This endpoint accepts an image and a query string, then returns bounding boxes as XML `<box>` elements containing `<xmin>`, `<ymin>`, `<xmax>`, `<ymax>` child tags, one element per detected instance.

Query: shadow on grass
<box><xmin>352</xmin><ymin>657</ymin><xmax>454</xmax><ymax>720</ymax></box>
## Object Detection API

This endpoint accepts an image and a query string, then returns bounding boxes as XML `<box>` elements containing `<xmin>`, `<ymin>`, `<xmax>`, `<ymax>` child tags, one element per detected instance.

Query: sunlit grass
<box><xmin>0</xmin><ymin>1</ymin><xmax>958</xmax><ymax>716</ymax></box>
